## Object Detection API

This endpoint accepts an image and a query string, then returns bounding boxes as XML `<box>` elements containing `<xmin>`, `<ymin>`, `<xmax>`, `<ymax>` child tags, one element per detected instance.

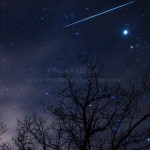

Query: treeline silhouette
<box><xmin>0</xmin><ymin>61</ymin><xmax>150</xmax><ymax>150</ymax></box>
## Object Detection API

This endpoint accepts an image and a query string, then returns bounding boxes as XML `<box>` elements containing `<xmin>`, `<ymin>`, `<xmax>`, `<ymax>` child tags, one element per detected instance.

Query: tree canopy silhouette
<box><xmin>1</xmin><ymin>61</ymin><xmax>150</xmax><ymax>150</ymax></box>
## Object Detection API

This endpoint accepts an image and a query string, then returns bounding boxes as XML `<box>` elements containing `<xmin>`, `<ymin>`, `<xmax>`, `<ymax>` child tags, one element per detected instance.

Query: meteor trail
<box><xmin>64</xmin><ymin>1</ymin><xmax>135</xmax><ymax>28</ymax></box>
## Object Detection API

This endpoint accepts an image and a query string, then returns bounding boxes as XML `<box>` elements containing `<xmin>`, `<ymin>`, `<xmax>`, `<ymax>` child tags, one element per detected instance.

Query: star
<box><xmin>112</xmin><ymin>96</ymin><xmax>116</xmax><ymax>100</ymax></box>
<box><xmin>147</xmin><ymin>138</ymin><xmax>150</xmax><ymax>142</ymax></box>
<box><xmin>130</xmin><ymin>46</ymin><xmax>134</xmax><ymax>52</ymax></box>
<box><xmin>75</xmin><ymin>32</ymin><xmax>79</xmax><ymax>36</ymax></box>
<box><xmin>123</xmin><ymin>30</ymin><xmax>129</xmax><ymax>35</ymax></box>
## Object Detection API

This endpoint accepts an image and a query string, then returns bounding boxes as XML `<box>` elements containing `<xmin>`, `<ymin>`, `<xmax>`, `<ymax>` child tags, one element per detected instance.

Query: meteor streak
<box><xmin>64</xmin><ymin>1</ymin><xmax>135</xmax><ymax>28</ymax></box>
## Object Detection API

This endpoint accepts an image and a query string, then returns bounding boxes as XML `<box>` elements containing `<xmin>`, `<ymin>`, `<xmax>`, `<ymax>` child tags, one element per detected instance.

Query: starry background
<box><xmin>0</xmin><ymin>0</ymin><xmax>150</xmax><ymax>140</ymax></box>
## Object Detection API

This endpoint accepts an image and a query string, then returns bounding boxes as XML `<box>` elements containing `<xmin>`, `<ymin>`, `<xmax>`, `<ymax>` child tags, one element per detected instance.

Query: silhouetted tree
<box><xmin>17</xmin><ymin>113</ymin><xmax>65</xmax><ymax>150</ymax></box>
<box><xmin>17</xmin><ymin>61</ymin><xmax>150</xmax><ymax>150</ymax></box>
<box><xmin>12</xmin><ymin>120</ymin><xmax>37</xmax><ymax>150</ymax></box>
<box><xmin>0</xmin><ymin>124</ymin><xmax>11</xmax><ymax>150</ymax></box>
<box><xmin>0</xmin><ymin>124</ymin><xmax>6</xmax><ymax>137</ymax></box>
<box><xmin>0</xmin><ymin>142</ymin><xmax>11</xmax><ymax>150</ymax></box>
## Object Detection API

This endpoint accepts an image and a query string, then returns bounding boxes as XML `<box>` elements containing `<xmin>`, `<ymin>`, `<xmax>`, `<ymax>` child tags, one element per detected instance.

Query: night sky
<box><xmin>0</xmin><ymin>0</ymin><xmax>150</xmax><ymax>140</ymax></box>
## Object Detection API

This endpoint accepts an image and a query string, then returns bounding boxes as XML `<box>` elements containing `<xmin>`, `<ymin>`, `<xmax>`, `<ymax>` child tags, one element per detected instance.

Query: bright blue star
<box><xmin>147</xmin><ymin>138</ymin><xmax>150</xmax><ymax>142</ymax></box>
<box><xmin>123</xmin><ymin>30</ymin><xmax>128</xmax><ymax>35</ymax></box>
